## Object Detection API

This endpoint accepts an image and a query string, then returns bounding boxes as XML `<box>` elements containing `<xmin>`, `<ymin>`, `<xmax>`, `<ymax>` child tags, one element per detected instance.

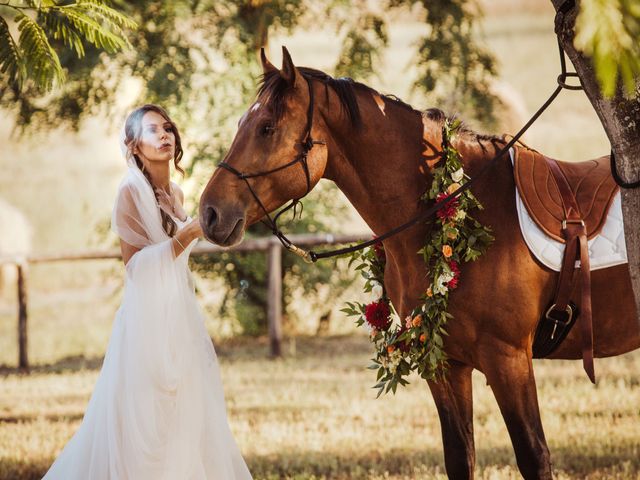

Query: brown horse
<box><xmin>199</xmin><ymin>48</ymin><xmax>640</xmax><ymax>479</ymax></box>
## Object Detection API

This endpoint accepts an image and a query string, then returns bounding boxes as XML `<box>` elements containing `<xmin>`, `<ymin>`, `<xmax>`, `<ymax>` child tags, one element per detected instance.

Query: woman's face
<box><xmin>134</xmin><ymin>110</ymin><xmax>176</xmax><ymax>165</ymax></box>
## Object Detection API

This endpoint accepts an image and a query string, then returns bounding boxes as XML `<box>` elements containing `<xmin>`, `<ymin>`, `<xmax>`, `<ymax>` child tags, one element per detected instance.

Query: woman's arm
<box><xmin>171</xmin><ymin>183</ymin><xmax>202</xmax><ymax>256</ymax></box>
<box><xmin>171</xmin><ymin>219</ymin><xmax>202</xmax><ymax>257</ymax></box>
<box><xmin>120</xmin><ymin>238</ymin><xmax>140</xmax><ymax>266</ymax></box>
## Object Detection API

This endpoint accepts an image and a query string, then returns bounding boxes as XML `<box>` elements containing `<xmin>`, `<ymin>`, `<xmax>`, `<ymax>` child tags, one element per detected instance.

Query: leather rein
<box><xmin>216</xmin><ymin>11</ymin><xmax>594</xmax><ymax>263</ymax></box>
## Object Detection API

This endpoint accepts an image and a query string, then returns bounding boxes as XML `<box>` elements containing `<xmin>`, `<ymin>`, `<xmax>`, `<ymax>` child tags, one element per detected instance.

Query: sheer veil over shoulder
<box><xmin>42</xmin><ymin>141</ymin><xmax>252</xmax><ymax>479</ymax></box>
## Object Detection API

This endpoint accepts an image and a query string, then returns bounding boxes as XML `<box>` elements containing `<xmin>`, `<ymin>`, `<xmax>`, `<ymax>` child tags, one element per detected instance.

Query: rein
<box><xmin>307</xmin><ymin>37</ymin><xmax>581</xmax><ymax>262</ymax></box>
<box><xmin>216</xmin><ymin>0</ymin><xmax>598</xmax><ymax>263</ymax></box>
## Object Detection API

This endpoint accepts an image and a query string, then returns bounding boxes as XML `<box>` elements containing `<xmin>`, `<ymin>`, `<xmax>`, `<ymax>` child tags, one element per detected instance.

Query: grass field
<box><xmin>1</xmin><ymin>335</ymin><xmax>639</xmax><ymax>479</ymax></box>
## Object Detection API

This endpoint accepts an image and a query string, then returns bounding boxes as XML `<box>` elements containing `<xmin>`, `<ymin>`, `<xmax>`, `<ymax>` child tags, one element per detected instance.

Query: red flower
<box><xmin>372</xmin><ymin>237</ymin><xmax>386</xmax><ymax>261</ymax></box>
<box><xmin>447</xmin><ymin>260</ymin><xmax>460</xmax><ymax>289</ymax></box>
<box><xmin>449</xmin><ymin>260</ymin><xmax>460</xmax><ymax>275</ymax></box>
<box><xmin>436</xmin><ymin>193</ymin><xmax>459</xmax><ymax>221</ymax></box>
<box><xmin>365</xmin><ymin>301</ymin><xmax>391</xmax><ymax>331</ymax></box>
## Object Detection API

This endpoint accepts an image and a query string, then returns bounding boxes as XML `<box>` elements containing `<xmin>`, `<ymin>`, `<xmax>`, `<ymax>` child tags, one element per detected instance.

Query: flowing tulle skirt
<box><xmin>43</xmin><ymin>241</ymin><xmax>252</xmax><ymax>480</ymax></box>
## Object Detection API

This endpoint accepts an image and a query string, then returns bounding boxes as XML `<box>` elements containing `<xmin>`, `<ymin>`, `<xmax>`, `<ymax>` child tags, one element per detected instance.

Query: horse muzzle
<box><xmin>200</xmin><ymin>202</ymin><xmax>247</xmax><ymax>247</ymax></box>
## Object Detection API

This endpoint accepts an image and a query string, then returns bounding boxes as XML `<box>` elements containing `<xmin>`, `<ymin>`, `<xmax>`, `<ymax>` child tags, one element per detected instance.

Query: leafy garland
<box><xmin>342</xmin><ymin>119</ymin><xmax>494</xmax><ymax>396</ymax></box>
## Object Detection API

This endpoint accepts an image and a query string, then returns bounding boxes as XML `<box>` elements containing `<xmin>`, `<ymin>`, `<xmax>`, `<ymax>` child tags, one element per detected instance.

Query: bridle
<box><xmin>217</xmin><ymin>76</ymin><xmax>325</xmax><ymax>259</ymax></box>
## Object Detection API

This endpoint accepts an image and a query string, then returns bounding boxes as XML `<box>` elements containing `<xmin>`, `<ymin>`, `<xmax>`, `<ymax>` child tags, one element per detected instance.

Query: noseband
<box><xmin>217</xmin><ymin>77</ymin><xmax>325</xmax><ymax>261</ymax></box>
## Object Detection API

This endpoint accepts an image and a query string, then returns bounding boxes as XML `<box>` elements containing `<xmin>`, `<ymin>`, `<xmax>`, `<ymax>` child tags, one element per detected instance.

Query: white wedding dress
<box><xmin>43</xmin><ymin>165</ymin><xmax>252</xmax><ymax>480</ymax></box>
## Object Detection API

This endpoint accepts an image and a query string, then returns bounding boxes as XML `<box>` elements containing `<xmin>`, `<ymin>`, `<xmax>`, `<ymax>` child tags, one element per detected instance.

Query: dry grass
<box><xmin>1</xmin><ymin>335</ymin><xmax>638</xmax><ymax>480</ymax></box>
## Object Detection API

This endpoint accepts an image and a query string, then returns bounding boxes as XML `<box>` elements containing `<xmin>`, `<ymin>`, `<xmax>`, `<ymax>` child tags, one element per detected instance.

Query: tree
<box><xmin>552</xmin><ymin>0</ymin><xmax>640</xmax><ymax>322</ymax></box>
<box><xmin>0</xmin><ymin>0</ymin><xmax>136</xmax><ymax>92</ymax></box>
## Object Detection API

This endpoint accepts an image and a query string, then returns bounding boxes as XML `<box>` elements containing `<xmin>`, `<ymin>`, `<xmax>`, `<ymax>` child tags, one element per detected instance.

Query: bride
<box><xmin>42</xmin><ymin>104</ymin><xmax>253</xmax><ymax>480</ymax></box>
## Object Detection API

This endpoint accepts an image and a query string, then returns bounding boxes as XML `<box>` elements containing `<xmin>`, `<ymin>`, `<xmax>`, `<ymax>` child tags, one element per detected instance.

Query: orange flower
<box><xmin>447</xmin><ymin>228</ymin><xmax>458</xmax><ymax>240</ymax></box>
<box><xmin>412</xmin><ymin>314</ymin><xmax>422</xmax><ymax>327</ymax></box>
<box><xmin>426</xmin><ymin>286</ymin><xmax>433</xmax><ymax>297</ymax></box>
<box><xmin>442</xmin><ymin>245</ymin><xmax>453</xmax><ymax>258</ymax></box>
<box><xmin>447</xmin><ymin>182</ymin><xmax>461</xmax><ymax>194</ymax></box>
<box><xmin>387</xmin><ymin>345</ymin><xmax>396</xmax><ymax>354</ymax></box>
<box><xmin>419</xmin><ymin>333</ymin><xmax>427</xmax><ymax>343</ymax></box>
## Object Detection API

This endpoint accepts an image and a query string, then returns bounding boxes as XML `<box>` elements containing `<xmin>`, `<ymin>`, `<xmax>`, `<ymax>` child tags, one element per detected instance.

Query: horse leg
<box><xmin>428</xmin><ymin>360</ymin><xmax>475</xmax><ymax>479</ymax></box>
<box><xmin>479</xmin><ymin>346</ymin><xmax>551</xmax><ymax>480</ymax></box>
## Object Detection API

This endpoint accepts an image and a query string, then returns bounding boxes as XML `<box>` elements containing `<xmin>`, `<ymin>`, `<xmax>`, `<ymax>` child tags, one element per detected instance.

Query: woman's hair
<box><xmin>123</xmin><ymin>104</ymin><xmax>184</xmax><ymax>237</ymax></box>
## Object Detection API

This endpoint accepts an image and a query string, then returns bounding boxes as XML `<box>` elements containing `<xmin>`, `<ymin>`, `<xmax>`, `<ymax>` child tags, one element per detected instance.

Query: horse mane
<box><xmin>258</xmin><ymin>67</ymin><xmax>418</xmax><ymax>129</ymax></box>
<box><xmin>258</xmin><ymin>67</ymin><xmax>505</xmax><ymax>152</ymax></box>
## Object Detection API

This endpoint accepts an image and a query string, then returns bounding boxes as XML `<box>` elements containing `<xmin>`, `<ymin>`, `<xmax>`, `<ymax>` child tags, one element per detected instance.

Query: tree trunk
<box><xmin>551</xmin><ymin>0</ymin><xmax>640</xmax><ymax>325</ymax></box>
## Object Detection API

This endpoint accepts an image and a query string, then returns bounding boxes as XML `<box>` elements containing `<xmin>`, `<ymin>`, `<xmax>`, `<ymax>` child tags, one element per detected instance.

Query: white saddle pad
<box><xmin>510</xmin><ymin>149</ymin><xmax>628</xmax><ymax>272</ymax></box>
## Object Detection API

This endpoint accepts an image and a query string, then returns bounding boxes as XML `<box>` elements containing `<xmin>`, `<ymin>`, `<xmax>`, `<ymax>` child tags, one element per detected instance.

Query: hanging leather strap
<box><xmin>545</xmin><ymin>157</ymin><xmax>595</xmax><ymax>383</ymax></box>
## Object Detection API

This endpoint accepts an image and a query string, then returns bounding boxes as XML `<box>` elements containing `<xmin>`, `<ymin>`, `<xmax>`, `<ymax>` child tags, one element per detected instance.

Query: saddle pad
<box><xmin>511</xmin><ymin>149</ymin><xmax>628</xmax><ymax>272</ymax></box>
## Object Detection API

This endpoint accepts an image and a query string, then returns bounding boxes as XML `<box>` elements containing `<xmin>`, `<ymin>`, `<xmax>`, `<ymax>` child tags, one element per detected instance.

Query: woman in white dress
<box><xmin>43</xmin><ymin>104</ymin><xmax>253</xmax><ymax>480</ymax></box>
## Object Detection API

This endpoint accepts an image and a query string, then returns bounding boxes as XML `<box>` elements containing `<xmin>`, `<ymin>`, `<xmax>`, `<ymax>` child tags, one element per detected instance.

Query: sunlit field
<box><xmin>1</xmin><ymin>335</ymin><xmax>639</xmax><ymax>480</ymax></box>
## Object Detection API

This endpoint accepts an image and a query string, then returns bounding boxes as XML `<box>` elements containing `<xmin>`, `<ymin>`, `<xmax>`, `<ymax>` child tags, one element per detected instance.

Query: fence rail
<box><xmin>0</xmin><ymin>233</ymin><xmax>370</xmax><ymax>371</ymax></box>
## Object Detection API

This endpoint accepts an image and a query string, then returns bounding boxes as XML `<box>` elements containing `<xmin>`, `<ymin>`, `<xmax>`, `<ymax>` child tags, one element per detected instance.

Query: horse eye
<box><xmin>259</xmin><ymin>123</ymin><xmax>275</xmax><ymax>137</ymax></box>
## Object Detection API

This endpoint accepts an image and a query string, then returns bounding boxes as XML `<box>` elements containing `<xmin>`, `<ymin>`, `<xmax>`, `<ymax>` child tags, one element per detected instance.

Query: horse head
<box><xmin>199</xmin><ymin>47</ymin><xmax>329</xmax><ymax>246</ymax></box>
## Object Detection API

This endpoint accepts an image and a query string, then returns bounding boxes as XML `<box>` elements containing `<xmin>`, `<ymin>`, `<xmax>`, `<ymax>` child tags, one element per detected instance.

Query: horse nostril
<box><xmin>205</xmin><ymin>206</ymin><xmax>218</xmax><ymax>230</ymax></box>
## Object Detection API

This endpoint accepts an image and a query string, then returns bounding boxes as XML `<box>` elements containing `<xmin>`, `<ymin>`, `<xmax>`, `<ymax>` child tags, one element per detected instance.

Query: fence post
<box><xmin>17</xmin><ymin>260</ymin><xmax>29</xmax><ymax>372</ymax></box>
<box><xmin>267</xmin><ymin>239</ymin><xmax>282</xmax><ymax>357</ymax></box>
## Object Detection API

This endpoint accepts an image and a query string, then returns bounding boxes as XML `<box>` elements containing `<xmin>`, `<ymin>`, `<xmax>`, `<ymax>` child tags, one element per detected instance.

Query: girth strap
<box><xmin>545</xmin><ymin>157</ymin><xmax>595</xmax><ymax>383</ymax></box>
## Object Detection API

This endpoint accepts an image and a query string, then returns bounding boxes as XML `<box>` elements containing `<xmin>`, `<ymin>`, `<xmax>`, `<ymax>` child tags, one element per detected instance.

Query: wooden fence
<box><xmin>0</xmin><ymin>233</ymin><xmax>370</xmax><ymax>371</ymax></box>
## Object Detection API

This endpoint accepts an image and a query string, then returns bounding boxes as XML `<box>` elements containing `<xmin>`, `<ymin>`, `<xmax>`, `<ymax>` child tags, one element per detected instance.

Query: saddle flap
<box><xmin>513</xmin><ymin>147</ymin><xmax>619</xmax><ymax>242</ymax></box>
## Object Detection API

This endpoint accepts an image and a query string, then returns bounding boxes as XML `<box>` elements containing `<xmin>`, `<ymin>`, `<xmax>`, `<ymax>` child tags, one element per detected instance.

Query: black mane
<box><xmin>258</xmin><ymin>67</ymin><xmax>418</xmax><ymax>129</ymax></box>
<box><xmin>258</xmin><ymin>67</ymin><xmax>504</xmax><ymax>148</ymax></box>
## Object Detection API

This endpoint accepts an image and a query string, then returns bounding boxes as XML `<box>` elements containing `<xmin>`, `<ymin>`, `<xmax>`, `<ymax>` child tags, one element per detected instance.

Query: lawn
<box><xmin>1</xmin><ymin>335</ymin><xmax>639</xmax><ymax>479</ymax></box>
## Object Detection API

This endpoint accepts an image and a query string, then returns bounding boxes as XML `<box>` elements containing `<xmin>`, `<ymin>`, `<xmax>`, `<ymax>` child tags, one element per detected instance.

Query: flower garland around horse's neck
<box><xmin>342</xmin><ymin>119</ymin><xmax>494</xmax><ymax>396</ymax></box>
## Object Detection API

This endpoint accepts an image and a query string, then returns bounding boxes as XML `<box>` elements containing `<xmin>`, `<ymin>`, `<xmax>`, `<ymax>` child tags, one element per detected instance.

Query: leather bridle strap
<box><xmin>545</xmin><ymin>157</ymin><xmax>595</xmax><ymax>383</ymax></box>
<box><xmin>217</xmin><ymin>77</ymin><xmax>325</xmax><ymax>255</ymax></box>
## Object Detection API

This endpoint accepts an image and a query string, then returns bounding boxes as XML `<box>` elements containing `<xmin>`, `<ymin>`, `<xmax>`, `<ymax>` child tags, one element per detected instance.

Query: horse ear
<box><xmin>260</xmin><ymin>47</ymin><xmax>277</xmax><ymax>75</ymax></box>
<box><xmin>281</xmin><ymin>46</ymin><xmax>297</xmax><ymax>87</ymax></box>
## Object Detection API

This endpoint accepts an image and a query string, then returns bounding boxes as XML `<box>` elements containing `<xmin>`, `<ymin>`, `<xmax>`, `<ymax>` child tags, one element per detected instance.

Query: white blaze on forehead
<box><xmin>238</xmin><ymin>102</ymin><xmax>262</xmax><ymax>127</ymax></box>
<box><xmin>371</xmin><ymin>92</ymin><xmax>386</xmax><ymax>116</ymax></box>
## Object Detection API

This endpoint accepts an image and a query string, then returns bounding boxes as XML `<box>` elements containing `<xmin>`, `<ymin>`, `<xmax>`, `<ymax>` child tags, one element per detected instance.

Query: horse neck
<box><xmin>319</xmin><ymin>89</ymin><xmax>437</xmax><ymax>239</ymax></box>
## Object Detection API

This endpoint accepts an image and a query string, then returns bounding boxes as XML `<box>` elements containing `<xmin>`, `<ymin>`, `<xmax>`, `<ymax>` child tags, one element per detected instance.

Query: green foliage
<box><xmin>574</xmin><ymin>0</ymin><xmax>640</xmax><ymax>97</ymax></box>
<box><xmin>0</xmin><ymin>0</ymin><xmax>136</xmax><ymax>92</ymax></box>
<box><xmin>389</xmin><ymin>0</ymin><xmax>498</xmax><ymax>127</ymax></box>
<box><xmin>332</xmin><ymin>6</ymin><xmax>388</xmax><ymax>80</ymax></box>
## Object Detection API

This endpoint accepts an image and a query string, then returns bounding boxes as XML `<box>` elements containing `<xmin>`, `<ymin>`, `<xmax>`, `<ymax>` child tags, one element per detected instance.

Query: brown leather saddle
<box><xmin>513</xmin><ymin>147</ymin><xmax>620</xmax><ymax>383</ymax></box>
<box><xmin>513</xmin><ymin>148</ymin><xmax>618</xmax><ymax>241</ymax></box>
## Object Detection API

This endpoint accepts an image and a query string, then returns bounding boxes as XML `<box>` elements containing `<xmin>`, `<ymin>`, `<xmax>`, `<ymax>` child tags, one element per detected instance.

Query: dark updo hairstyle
<box><xmin>123</xmin><ymin>104</ymin><xmax>184</xmax><ymax>237</ymax></box>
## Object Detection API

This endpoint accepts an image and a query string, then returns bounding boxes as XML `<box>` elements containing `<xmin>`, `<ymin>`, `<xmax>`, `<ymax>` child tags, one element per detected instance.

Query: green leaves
<box><xmin>16</xmin><ymin>12</ymin><xmax>64</xmax><ymax>90</ymax></box>
<box><xmin>0</xmin><ymin>15</ymin><xmax>23</xmax><ymax>84</ymax></box>
<box><xmin>574</xmin><ymin>0</ymin><xmax>640</xmax><ymax>97</ymax></box>
<box><xmin>0</xmin><ymin>0</ymin><xmax>137</xmax><ymax>92</ymax></box>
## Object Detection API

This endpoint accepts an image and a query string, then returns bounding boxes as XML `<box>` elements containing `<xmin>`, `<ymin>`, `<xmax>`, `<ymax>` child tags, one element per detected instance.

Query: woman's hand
<box><xmin>172</xmin><ymin>218</ymin><xmax>203</xmax><ymax>257</ymax></box>
<box><xmin>182</xmin><ymin>218</ymin><xmax>203</xmax><ymax>241</ymax></box>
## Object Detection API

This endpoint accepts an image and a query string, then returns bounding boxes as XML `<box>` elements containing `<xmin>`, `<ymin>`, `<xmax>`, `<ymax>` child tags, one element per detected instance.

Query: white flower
<box><xmin>434</xmin><ymin>271</ymin><xmax>454</xmax><ymax>295</ymax></box>
<box><xmin>371</xmin><ymin>281</ymin><xmax>384</xmax><ymax>300</ymax></box>
<box><xmin>454</xmin><ymin>209</ymin><xmax>466</xmax><ymax>221</ymax></box>
<box><xmin>451</xmin><ymin>168</ymin><xmax>464</xmax><ymax>182</ymax></box>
